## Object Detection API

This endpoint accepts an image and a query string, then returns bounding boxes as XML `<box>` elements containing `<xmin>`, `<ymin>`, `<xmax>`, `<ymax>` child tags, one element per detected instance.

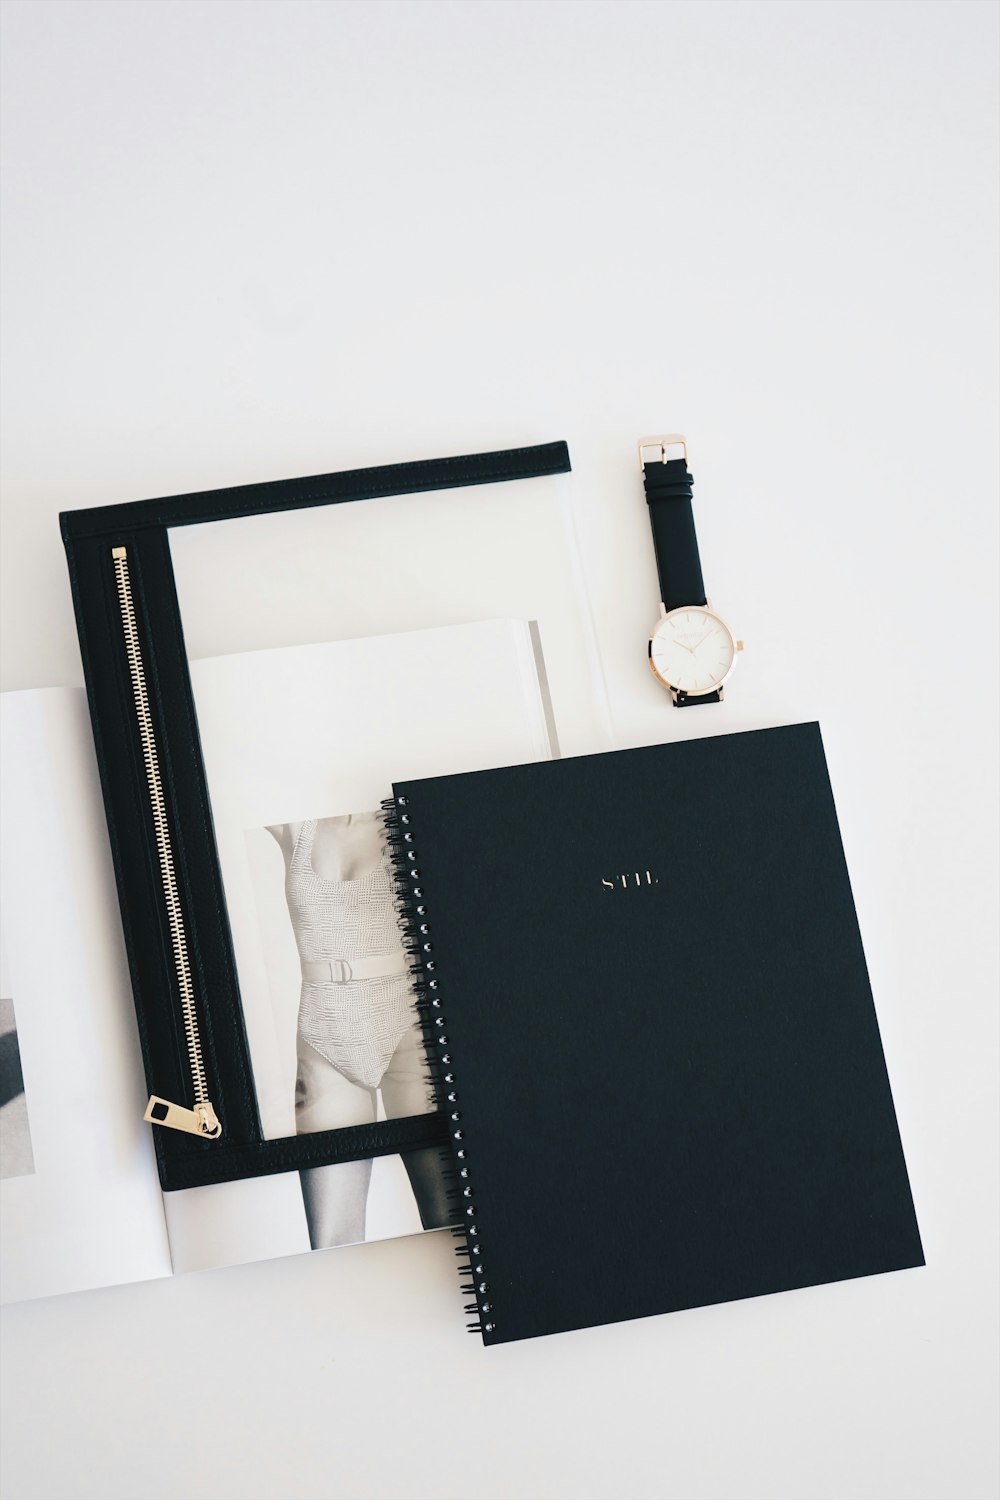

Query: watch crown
<box><xmin>736</xmin><ymin>640</ymin><xmax>745</xmax><ymax>651</ymax></box>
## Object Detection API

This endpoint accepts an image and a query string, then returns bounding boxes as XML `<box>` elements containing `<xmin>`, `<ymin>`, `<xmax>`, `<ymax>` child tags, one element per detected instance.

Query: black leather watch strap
<box><xmin>675</xmin><ymin>686</ymin><xmax>721</xmax><ymax>707</ymax></box>
<box><xmin>642</xmin><ymin>452</ymin><xmax>706</xmax><ymax>613</ymax></box>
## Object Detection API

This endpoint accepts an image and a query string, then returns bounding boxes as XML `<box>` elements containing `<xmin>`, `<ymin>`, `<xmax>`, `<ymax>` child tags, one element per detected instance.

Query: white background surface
<box><xmin>1</xmin><ymin>3</ymin><xmax>997</xmax><ymax>1499</ymax></box>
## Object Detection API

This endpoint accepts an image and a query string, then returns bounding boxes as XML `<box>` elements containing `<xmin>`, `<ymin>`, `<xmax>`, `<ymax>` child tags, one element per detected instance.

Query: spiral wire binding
<box><xmin>382</xmin><ymin>795</ymin><xmax>495</xmax><ymax>1338</ymax></box>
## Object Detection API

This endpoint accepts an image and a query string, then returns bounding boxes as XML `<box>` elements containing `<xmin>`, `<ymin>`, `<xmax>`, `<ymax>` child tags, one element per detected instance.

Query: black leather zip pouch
<box><xmin>60</xmin><ymin>442</ymin><xmax>573</xmax><ymax>1191</ymax></box>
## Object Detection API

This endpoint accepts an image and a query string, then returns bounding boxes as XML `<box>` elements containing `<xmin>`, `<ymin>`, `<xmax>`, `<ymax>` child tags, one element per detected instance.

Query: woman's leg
<box><xmin>295</xmin><ymin>1036</ymin><xmax>377</xmax><ymax>1249</ymax></box>
<box><xmin>300</xmin><ymin>1159</ymin><xmax>373</xmax><ymax>1250</ymax></box>
<box><xmin>379</xmin><ymin>1024</ymin><xmax>452</xmax><ymax>1230</ymax></box>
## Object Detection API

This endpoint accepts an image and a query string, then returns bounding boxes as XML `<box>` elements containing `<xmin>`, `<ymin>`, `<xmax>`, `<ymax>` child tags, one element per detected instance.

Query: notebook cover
<box><xmin>390</xmin><ymin>722</ymin><xmax>924</xmax><ymax>1345</ymax></box>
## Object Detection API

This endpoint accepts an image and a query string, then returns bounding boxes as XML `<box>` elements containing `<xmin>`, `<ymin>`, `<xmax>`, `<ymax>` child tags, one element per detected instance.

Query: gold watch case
<box><xmin>647</xmin><ymin>602</ymin><xmax>745</xmax><ymax>705</ymax></box>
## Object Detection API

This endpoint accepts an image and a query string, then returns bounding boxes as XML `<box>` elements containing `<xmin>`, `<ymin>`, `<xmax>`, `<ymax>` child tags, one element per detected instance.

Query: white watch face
<box><xmin>649</xmin><ymin>607</ymin><xmax>736</xmax><ymax>695</ymax></box>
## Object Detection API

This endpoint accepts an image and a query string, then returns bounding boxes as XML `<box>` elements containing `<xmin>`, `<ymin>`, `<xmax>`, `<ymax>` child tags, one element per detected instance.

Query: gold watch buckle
<box><xmin>638</xmin><ymin>434</ymin><xmax>688</xmax><ymax>471</ymax></box>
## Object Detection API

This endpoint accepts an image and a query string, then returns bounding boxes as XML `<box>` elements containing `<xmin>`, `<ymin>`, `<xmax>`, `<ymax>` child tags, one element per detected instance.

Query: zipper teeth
<box><xmin>111</xmin><ymin>547</ymin><xmax>210</xmax><ymax>1107</ymax></box>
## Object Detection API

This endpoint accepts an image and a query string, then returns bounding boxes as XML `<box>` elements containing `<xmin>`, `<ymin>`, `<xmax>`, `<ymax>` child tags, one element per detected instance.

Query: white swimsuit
<box><xmin>286</xmin><ymin>819</ymin><xmax>416</xmax><ymax>1090</ymax></box>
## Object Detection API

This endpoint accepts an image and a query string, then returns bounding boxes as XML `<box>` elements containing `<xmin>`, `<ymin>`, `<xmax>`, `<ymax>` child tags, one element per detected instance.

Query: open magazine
<box><xmin>0</xmin><ymin>618</ymin><xmax>555</xmax><ymax>1302</ymax></box>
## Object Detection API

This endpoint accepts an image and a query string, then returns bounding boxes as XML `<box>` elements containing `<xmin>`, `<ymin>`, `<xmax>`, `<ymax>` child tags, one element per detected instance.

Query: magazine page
<box><xmin>163</xmin><ymin>617</ymin><xmax>552</xmax><ymax>1273</ymax></box>
<box><xmin>0</xmin><ymin>689</ymin><xmax>172</xmax><ymax>1303</ymax></box>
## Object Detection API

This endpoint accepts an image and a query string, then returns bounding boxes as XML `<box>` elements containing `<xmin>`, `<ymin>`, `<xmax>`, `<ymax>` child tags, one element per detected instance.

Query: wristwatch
<box><xmin>640</xmin><ymin>435</ymin><xmax>744</xmax><ymax>706</ymax></box>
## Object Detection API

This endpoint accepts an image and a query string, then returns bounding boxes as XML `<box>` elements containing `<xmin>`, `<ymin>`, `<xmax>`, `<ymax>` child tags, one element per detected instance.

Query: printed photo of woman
<box><xmin>265</xmin><ymin>811</ymin><xmax>449</xmax><ymax>1248</ymax></box>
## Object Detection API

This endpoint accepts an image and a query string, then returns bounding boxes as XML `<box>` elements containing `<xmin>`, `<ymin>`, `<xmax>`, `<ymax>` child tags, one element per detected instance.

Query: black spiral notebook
<box><xmin>383</xmin><ymin>722</ymin><xmax>924</xmax><ymax>1346</ymax></box>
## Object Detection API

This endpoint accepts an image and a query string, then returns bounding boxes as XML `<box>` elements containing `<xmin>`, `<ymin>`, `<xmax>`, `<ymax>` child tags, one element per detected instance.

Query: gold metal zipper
<box><xmin>111</xmin><ymin>546</ymin><xmax>222</xmax><ymax>1140</ymax></box>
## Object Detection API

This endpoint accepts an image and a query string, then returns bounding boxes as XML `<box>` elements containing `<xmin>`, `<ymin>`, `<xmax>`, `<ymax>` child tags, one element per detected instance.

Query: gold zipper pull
<box><xmin>144</xmin><ymin>1095</ymin><xmax>222</xmax><ymax>1138</ymax></box>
